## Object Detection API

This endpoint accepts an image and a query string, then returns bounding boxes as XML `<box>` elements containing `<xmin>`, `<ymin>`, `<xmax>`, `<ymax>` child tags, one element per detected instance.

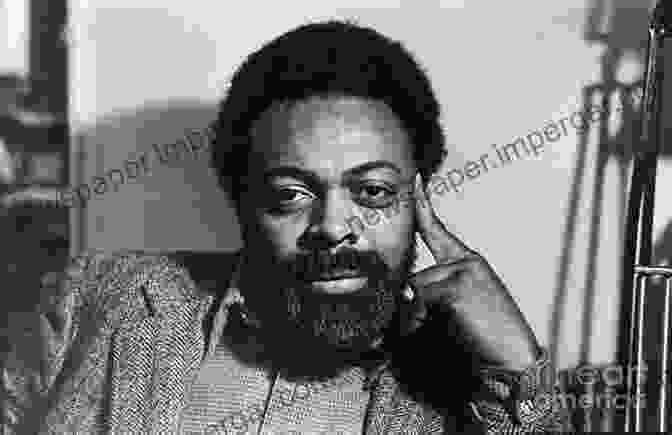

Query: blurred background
<box><xmin>3</xmin><ymin>0</ymin><xmax>672</xmax><ymax>431</ymax></box>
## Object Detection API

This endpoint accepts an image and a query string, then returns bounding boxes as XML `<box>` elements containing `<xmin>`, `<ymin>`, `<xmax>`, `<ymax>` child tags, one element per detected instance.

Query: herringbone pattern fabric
<box><xmin>2</xmin><ymin>250</ymin><xmax>572</xmax><ymax>434</ymax></box>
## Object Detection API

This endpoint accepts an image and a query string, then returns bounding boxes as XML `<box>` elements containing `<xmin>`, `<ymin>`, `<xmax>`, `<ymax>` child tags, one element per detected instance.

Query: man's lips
<box><xmin>301</xmin><ymin>270</ymin><xmax>365</xmax><ymax>281</ymax></box>
<box><xmin>302</xmin><ymin>275</ymin><xmax>370</xmax><ymax>294</ymax></box>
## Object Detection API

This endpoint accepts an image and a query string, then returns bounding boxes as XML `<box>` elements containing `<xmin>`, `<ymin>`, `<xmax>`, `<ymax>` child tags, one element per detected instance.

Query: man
<box><xmin>2</xmin><ymin>21</ymin><xmax>571</xmax><ymax>433</ymax></box>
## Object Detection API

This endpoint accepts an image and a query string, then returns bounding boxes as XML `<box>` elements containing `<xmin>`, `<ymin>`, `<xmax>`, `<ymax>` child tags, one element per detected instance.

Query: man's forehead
<box><xmin>249</xmin><ymin>95</ymin><xmax>414</xmax><ymax>174</ymax></box>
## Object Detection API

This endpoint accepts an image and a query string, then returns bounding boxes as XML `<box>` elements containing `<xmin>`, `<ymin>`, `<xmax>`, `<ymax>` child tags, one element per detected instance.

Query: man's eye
<box><xmin>270</xmin><ymin>188</ymin><xmax>314</xmax><ymax>207</ymax></box>
<box><xmin>353</xmin><ymin>184</ymin><xmax>397</xmax><ymax>207</ymax></box>
<box><xmin>360</xmin><ymin>186</ymin><xmax>389</xmax><ymax>199</ymax></box>
<box><xmin>277</xmin><ymin>190</ymin><xmax>303</xmax><ymax>202</ymax></box>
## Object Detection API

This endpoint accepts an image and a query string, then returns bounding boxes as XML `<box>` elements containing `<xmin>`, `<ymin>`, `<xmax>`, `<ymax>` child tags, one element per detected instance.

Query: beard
<box><xmin>238</xmin><ymin>235</ymin><xmax>418</xmax><ymax>376</ymax></box>
<box><xmin>281</xmin><ymin>244</ymin><xmax>416</xmax><ymax>351</ymax></box>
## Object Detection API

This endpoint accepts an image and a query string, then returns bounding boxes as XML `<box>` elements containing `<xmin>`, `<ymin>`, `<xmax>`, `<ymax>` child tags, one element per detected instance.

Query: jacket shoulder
<box><xmin>46</xmin><ymin>249</ymin><xmax>240</xmax><ymax>322</ymax></box>
<box><xmin>47</xmin><ymin>249</ymin><xmax>179</xmax><ymax>307</ymax></box>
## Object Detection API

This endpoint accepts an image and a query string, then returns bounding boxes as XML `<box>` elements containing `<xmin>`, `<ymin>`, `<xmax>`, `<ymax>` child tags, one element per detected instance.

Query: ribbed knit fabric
<box><xmin>179</xmin><ymin>335</ymin><xmax>371</xmax><ymax>434</ymax></box>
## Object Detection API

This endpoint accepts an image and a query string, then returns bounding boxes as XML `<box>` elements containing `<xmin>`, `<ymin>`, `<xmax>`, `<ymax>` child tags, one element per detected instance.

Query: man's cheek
<box><xmin>259</xmin><ymin>214</ymin><xmax>307</xmax><ymax>246</ymax></box>
<box><xmin>368</xmin><ymin>208</ymin><xmax>414</xmax><ymax>239</ymax></box>
<box><xmin>247</xmin><ymin>217</ymin><xmax>306</xmax><ymax>268</ymax></box>
<box><xmin>366</xmin><ymin>214</ymin><xmax>414</xmax><ymax>267</ymax></box>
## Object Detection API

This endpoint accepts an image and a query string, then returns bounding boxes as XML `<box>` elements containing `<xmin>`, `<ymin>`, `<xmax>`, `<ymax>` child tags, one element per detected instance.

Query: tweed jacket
<box><xmin>2</xmin><ymin>250</ymin><xmax>572</xmax><ymax>434</ymax></box>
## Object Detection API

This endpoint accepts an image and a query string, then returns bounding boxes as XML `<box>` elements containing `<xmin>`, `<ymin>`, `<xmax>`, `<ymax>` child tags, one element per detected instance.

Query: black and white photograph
<box><xmin>2</xmin><ymin>1</ymin><xmax>672</xmax><ymax>433</ymax></box>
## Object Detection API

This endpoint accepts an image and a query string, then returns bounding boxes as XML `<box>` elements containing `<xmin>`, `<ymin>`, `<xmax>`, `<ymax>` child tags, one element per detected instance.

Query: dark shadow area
<box><xmin>0</xmin><ymin>196</ymin><xmax>69</xmax><ymax>344</ymax></box>
<box><xmin>549</xmin><ymin>0</ymin><xmax>665</xmax><ymax>432</ymax></box>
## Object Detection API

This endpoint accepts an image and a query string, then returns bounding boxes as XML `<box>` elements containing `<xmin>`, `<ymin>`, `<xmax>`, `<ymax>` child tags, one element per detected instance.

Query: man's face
<box><xmin>239</xmin><ymin>95</ymin><xmax>418</xmax><ymax>352</ymax></box>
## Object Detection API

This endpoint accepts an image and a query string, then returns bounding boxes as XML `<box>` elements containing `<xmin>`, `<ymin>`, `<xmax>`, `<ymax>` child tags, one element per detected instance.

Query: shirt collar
<box><xmin>220</xmin><ymin>254</ymin><xmax>262</xmax><ymax>328</ymax></box>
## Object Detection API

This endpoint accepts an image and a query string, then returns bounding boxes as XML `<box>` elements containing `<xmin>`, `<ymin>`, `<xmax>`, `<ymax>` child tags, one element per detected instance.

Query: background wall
<box><xmin>0</xmin><ymin>0</ymin><xmax>29</xmax><ymax>76</ymax></box>
<box><xmin>67</xmin><ymin>0</ymin><xmax>671</xmax><ymax>374</ymax></box>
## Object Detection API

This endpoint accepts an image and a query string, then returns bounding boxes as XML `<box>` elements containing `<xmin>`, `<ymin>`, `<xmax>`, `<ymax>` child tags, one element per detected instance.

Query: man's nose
<box><xmin>300</xmin><ymin>189</ymin><xmax>360</xmax><ymax>249</ymax></box>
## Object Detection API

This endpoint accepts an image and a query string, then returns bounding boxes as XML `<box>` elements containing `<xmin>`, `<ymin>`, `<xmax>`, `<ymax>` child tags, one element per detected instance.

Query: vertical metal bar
<box><xmin>627</xmin><ymin>270</ymin><xmax>649</xmax><ymax>431</ymax></box>
<box><xmin>625</xmin><ymin>271</ymin><xmax>641</xmax><ymax>431</ymax></box>
<box><xmin>659</xmin><ymin>276</ymin><xmax>672</xmax><ymax>431</ymax></box>
<box><xmin>633</xmin><ymin>274</ymin><xmax>648</xmax><ymax>431</ymax></box>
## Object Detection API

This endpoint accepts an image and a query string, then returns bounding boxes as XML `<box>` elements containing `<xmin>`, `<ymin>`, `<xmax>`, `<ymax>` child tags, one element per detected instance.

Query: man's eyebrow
<box><xmin>342</xmin><ymin>161</ymin><xmax>402</xmax><ymax>178</ymax></box>
<box><xmin>262</xmin><ymin>167</ymin><xmax>321</xmax><ymax>188</ymax></box>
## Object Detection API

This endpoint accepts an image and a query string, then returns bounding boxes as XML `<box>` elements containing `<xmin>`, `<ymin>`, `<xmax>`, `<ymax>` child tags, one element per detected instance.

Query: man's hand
<box><xmin>400</xmin><ymin>174</ymin><xmax>541</xmax><ymax>371</ymax></box>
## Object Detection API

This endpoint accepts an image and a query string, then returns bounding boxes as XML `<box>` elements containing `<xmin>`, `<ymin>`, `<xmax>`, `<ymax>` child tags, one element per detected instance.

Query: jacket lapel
<box><xmin>104</xmin><ymin>254</ymin><xmax>216</xmax><ymax>433</ymax></box>
<box><xmin>107</xmin><ymin>316</ymin><xmax>161</xmax><ymax>431</ymax></box>
<box><xmin>108</xmin><ymin>305</ymin><xmax>213</xmax><ymax>433</ymax></box>
<box><xmin>152</xmin><ymin>303</ymin><xmax>210</xmax><ymax>433</ymax></box>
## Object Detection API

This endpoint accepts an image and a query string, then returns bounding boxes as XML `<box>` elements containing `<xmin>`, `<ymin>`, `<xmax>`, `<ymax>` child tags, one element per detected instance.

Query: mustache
<box><xmin>277</xmin><ymin>249</ymin><xmax>388</xmax><ymax>281</ymax></box>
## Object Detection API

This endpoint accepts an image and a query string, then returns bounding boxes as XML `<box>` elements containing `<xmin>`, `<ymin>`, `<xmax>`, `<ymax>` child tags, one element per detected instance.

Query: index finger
<box><xmin>414</xmin><ymin>173</ymin><xmax>474</xmax><ymax>262</ymax></box>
